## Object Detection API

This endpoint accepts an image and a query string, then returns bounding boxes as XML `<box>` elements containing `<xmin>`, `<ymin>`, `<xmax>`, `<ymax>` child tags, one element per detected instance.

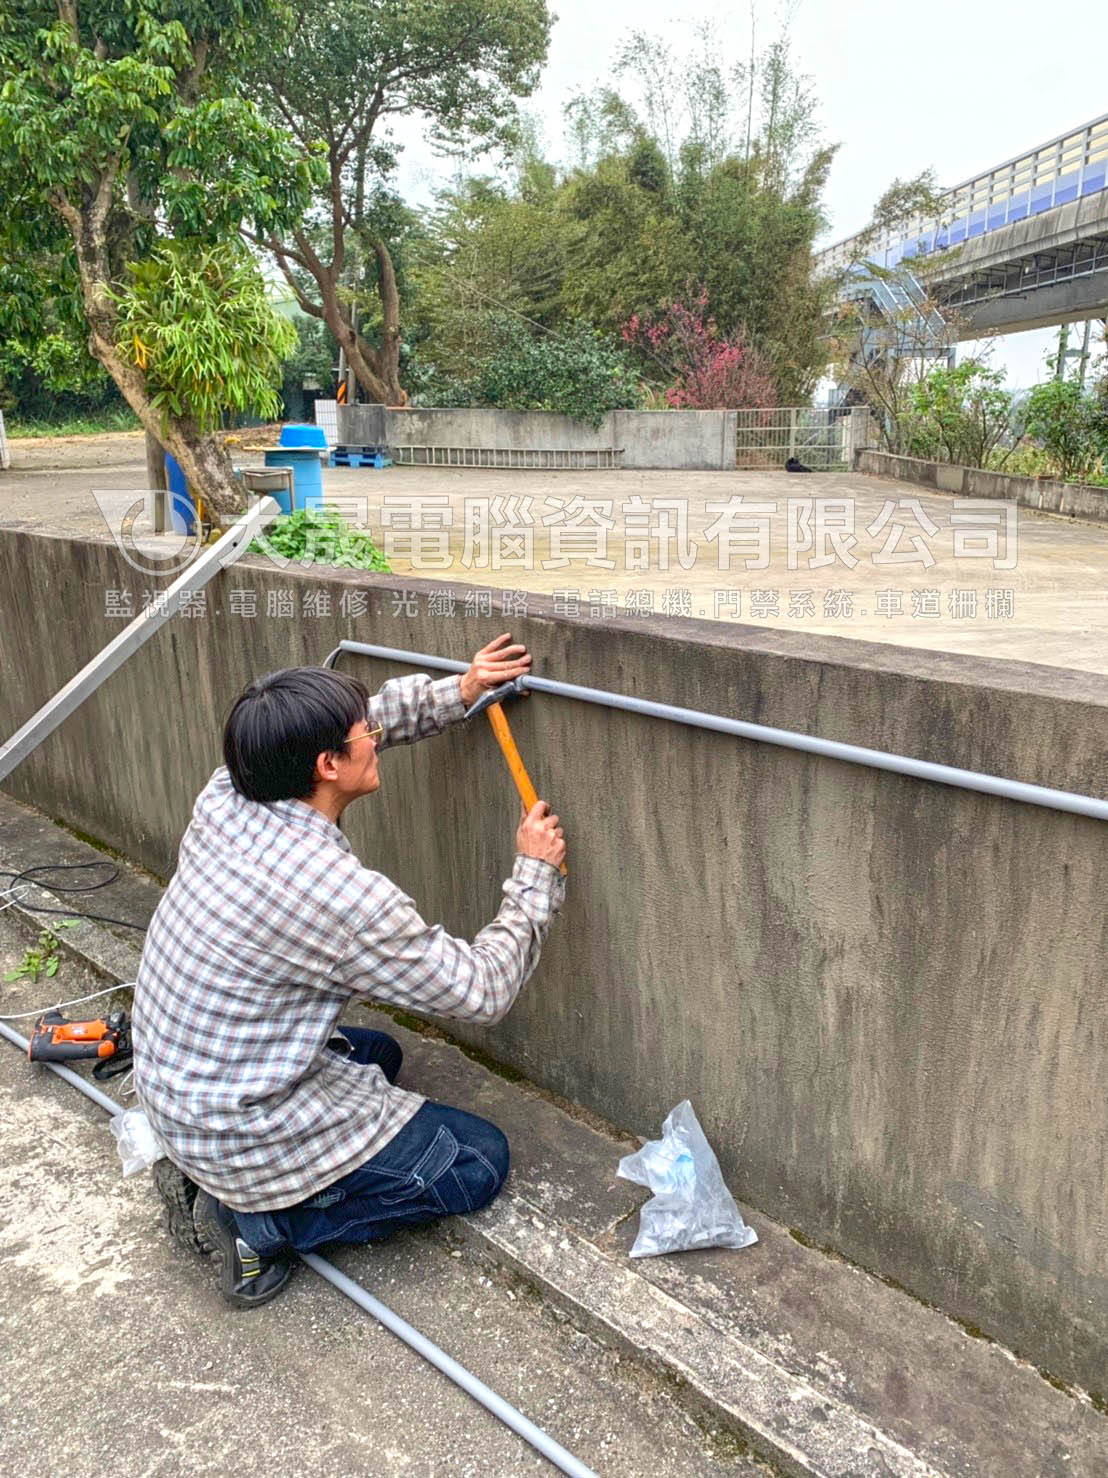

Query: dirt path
<box><xmin>5</xmin><ymin>429</ymin><xmax>146</xmax><ymax>472</ymax></box>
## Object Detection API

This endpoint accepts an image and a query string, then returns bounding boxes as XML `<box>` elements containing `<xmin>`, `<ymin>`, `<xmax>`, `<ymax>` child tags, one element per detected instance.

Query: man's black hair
<box><xmin>223</xmin><ymin>666</ymin><xmax>370</xmax><ymax>802</ymax></box>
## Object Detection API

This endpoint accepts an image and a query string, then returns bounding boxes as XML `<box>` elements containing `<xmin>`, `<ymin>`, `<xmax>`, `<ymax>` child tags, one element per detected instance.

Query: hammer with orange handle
<box><xmin>464</xmin><ymin>677</ymin><xmax>568</xmax><ymax>877</ymax></box>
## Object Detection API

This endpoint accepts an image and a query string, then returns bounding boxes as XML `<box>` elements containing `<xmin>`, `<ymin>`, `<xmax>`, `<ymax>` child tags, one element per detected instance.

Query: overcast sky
<box><xmin>394</xmin><ymin>0</ymin><xmax>1108</xmax><ymax>390</ymax></box>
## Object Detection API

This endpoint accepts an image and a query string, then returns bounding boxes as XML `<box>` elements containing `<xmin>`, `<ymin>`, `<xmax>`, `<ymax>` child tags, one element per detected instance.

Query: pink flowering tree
<box><xmin>622</xmin><ymin>287</ymin><xmax>778</xmax><ymax>411</ymax></box>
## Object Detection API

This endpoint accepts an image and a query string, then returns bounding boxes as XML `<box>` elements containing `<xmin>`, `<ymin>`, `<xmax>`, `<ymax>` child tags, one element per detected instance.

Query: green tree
<box><xmin>1023</xmin><ymin>374</ymin><xmax>1108</xmax><ymax>481</ymax></box>
<box><xmin>906</xmin><ymin>361</ymin><xmax>1014</xmax><ymax>468</ymax></box>
<box><xmin>407</xmin><ymin>160</ymin><xmax>569</xmax><ymax>391</ymax></box>
<box><xmin>247</xmin><ymin>0</ymin><xmax>552</xmax><ymax>406</ymax></box>
<box><xmin>0</xmin><ymin>1</ymin><xmax>318</xmax><ymax>512</ymax></box>
<box><xmin>415</xmin><ymin>23</ymin><xmax>834</xmax><ymax>405</ymax></box>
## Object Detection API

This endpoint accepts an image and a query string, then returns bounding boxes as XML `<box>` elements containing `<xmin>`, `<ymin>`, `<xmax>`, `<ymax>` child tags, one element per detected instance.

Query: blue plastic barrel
<box><xmin>164</xmin><ymin>453</ymin><xmax>197</xmax><ymax>535</ymax></box>
<box><xmin>266</xmin><ymin>423</ymin><xmax>327</xmax><ymax>510</ymax></box>
<box><xmin>263</xmin><ymin>449</ymin><xmax>323</xmax><ymax>509</ymax></box>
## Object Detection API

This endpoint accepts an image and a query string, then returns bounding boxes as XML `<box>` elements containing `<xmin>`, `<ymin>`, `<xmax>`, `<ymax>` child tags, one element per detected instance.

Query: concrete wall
<box><xmin>856</xmin><ymin>448</ymin><xmax>1108</xmax><ymax>524</ymax></box>
<box><xmin>339</xmin><ymin>405</ymin><xmax>737</xmax><ymax>470</ymax></box>
<box><xmin>610</xmin><ymin>409</ymin><xmax>736</xmax><ymax>470</ymax></box>
<box><xmin>1</xmin><ymin>525</ymin><xmax>1106</xmax><ymax>1394</ymax></box>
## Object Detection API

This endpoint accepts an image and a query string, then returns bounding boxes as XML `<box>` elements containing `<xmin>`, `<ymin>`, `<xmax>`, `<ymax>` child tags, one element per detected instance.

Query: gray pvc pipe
<box><xmin>324</xmin><ymin>638</ymin><xmax>1108</xmax><ymax>823</ymax></box>
<box><xmin>0</xmin><ymin>1019</ymin><xmax>597</xmax><ymax>1478</ymax></box>
<box><xmin>301</xmin><ymin>1252</ymin><xmax>597</xmax><ymax>1478</ymax></box>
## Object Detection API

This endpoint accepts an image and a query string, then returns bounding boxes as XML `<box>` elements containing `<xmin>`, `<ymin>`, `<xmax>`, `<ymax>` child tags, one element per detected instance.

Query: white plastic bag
<box><xmin>108</xmin><ymin>1107</ymin><xmax>163</xmax><ymax>1176</ymax></box>
<box><xmin>617</xmin><ymin>1100</ymin><xmax>758</xmax><ymax>1258</ymax></box>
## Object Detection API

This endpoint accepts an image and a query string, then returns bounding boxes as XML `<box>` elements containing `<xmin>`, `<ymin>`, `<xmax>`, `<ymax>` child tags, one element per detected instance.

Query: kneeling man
<box><xmin>132</xmin><ymin>635</ymin><xmax>565</xmax><ymax>1306</ymax></box>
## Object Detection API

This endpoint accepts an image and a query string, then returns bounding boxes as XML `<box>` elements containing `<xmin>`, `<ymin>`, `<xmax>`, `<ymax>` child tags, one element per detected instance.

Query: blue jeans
<box><xmin>232</xmin><ymin>1028</ymin><xmax>509</xmax><ymax>1255</ymax></box>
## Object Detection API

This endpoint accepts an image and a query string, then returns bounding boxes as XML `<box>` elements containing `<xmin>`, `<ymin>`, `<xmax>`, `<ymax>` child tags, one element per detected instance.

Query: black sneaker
<box><xmin>152</xmin><ymin>1157</ymin><xmax>206</xmax><ymax>1256</ymax></box>
<box><xmin>192</xmin><ymin>1189</ymin><xmax>293</xmax><ymax>1309</ymax></box>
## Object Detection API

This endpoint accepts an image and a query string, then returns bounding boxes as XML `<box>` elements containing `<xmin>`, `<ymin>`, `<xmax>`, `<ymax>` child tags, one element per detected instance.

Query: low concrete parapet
<box><xmin>1</xmin><ymin>525</ymin><xmax>1106</xmax><ymax>1393</ymax></box>
<box><xmin>333</xmin><ymin>404</ymin><xmax>737</xmax><ymax>471</ymax></box>
<box><xmin>855</xmin><ymin>447</ymin><xmax>1108</xmax><ymax>522</ymax></box>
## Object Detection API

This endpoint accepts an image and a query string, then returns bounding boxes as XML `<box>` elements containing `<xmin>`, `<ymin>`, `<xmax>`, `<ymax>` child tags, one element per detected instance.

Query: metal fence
<box><xmin>735</xmin><ymin>407</ymin><xmax>871</xmax><ymax>470</ymax></box>
<box><xmin>817</xmin><ymin>111</ymin><xmax>1108</xmax><ymax>276</ymax></box>
<box><xmin>313</xmin><ymin>398</ymin><xmax>339</xmax><ymax>446</ymax></box>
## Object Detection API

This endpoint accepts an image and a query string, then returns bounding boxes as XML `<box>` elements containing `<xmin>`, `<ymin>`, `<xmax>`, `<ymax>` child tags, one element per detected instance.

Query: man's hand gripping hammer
<box><xmin>464</xmin><ymin>677</ymin><xmax>568</xmax><ymax>876</ymax></box>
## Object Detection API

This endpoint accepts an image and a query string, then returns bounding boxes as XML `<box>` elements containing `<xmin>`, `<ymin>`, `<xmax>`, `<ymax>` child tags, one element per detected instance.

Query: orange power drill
<box><xmin>28</xmin><ymin>1008</ymin><xmax>130</xmax><ymax>1065</ymax></box>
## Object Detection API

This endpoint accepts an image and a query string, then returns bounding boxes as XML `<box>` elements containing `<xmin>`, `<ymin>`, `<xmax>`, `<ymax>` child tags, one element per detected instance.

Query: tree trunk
<box><xmin>145</xmin><ymin>431</ymin><xmax>167</xmax><ymax>532</ymax></box>
<box><xmin>269</xmin><ymin>230</ymin><xmax>408</xmax><ymax>407</ymax></box>
<box><xmin>65</xmin><ymin>211</ymin><xmax>245</xmax><ymax>517</ymax></box>
<box><xmin>321</xmin><ymin>292</ymin><xmax>405</xmax><ymax>406</ymax></box>
<box><xmin>316</xmin><ymin>250</ymin><xmax>407</xmax><ymax>407</ymax></box>
<box><xmin>370</xmin><ymin>237</ymin><xmax>406</xmax><ymax>405</ymax></box>
<box><xmin>85</xmin><ymin>314</ymin><xmax>245</xmax><ymax>517</ymax></box>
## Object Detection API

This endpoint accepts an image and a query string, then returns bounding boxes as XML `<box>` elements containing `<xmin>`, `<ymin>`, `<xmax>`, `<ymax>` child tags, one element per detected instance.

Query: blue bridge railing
<box><xmin>817</xmin><ymin>112</ymin><xmax>1108</xmax><ymax>275</ymax></box>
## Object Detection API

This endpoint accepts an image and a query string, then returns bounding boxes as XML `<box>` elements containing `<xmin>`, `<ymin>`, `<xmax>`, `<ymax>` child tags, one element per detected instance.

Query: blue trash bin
<box><xmin>164</xmin><ymin>453</ymin><xmax>197</xmax><ymax>535</ymax></box>
<box><xmin>268</xmin><ymin>424</ymin><xmax>327</xmax><ymax>510</ymax></box>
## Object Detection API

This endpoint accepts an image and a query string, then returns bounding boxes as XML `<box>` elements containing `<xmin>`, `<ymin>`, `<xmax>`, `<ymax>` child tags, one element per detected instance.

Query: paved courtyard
<box><xmin>3</xmin><ymin>431</ymin><xmax>1108</xmax><ymax>675</ymax></box>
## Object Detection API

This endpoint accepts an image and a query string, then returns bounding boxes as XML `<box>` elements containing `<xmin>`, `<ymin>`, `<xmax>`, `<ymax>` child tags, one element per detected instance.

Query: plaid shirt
<box><xmin>131</xmin><ymin>673</ymin><xmax>565</xmax><ymax>1212</ymax></box>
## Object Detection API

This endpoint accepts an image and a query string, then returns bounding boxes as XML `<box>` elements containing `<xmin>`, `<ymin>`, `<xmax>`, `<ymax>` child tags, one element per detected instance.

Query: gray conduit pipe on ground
<box><xmin>323</xmin><ymin>640</ymin><xmax>1108</xmax><ymax>823</ymax></box>
<box><xmin>0</xmin><ymin>1018</ymin><xmax>597</xmax><ymax>1478</ymax></box>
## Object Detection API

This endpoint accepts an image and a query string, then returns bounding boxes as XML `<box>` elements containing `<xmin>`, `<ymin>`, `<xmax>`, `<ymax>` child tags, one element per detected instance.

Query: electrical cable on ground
<box><xmin>0</xmin><ymin>980</ymin><xmax>135</xmax><ymax>1022</ymax></box>
<box><xmin>0</xmin><ymin>1019</ymin><xmax>598</xmax><ymax>1478</ymax></box>
<box><xmin>0</xmin><ymin>860</ymin><xmax>148</xmax><ymax>931</ymax></box>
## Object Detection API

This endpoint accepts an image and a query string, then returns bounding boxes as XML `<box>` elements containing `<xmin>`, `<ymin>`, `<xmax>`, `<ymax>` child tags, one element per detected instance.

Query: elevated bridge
<box><xmin>819</xmin><ymin>113</ymin><xmax>1108</xmax><ymax>338</ymax></box>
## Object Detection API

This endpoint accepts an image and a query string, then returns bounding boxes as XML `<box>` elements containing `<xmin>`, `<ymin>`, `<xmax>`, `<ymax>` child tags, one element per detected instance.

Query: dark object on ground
<box><xmin>193</xmin><ymin>1188</ymin><xmax>294</xmax><ymax>1308</ymax></box>
<box><xmin>153</xmin><ymin>1157</ymin><xmax>206</xmax><ymax>1255</ymax></box>
<box><xmin>785</xmin><ymin>456</ymin><xmax>813</xmax><ymax>472</ymax></box>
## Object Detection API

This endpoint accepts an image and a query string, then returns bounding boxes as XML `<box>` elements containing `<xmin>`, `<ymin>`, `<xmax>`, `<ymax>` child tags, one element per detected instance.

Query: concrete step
<box><xmin>0</xmin><ymin>916</ymin><xmax>773</xmax><ymax>1477</ymax></box>
<box><xmin>1</xmin><ymin>791</ymin><xmax>1105</xmax><ymax>1476</ymax></box>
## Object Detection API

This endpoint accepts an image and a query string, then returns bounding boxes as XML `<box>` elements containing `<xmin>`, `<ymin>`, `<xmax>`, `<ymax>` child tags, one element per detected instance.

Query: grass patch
<box><xmin>7</xmin><ymin>407</ymin><xmax>141</xmax><ymax>438</ymax></box>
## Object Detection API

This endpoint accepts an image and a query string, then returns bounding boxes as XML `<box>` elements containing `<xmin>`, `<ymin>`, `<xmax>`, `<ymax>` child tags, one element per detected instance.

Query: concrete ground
<box><xmin>3</xmin><ymin>432</ymin><xmax>1108</xmax><ymax>675</ymax></box>
<box><xmin>0</xmin><ymin>926</ymin><xmax>766</xmax><ymax>1478</ymax></box>
<box><xmin>1</xmin><ymin>791</ymin><xmax>1106</xmax><ymax>1477</ymax></box>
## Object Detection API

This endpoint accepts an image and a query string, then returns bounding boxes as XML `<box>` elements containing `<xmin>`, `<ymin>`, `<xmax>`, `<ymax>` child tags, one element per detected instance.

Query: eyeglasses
<box><xmin>343</xmin><ymin>722</ymin><xmax>383</xmax><ymax>751</ymax></box>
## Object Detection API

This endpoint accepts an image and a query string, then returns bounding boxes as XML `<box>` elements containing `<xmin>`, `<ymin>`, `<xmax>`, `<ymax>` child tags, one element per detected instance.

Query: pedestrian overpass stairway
<box><xmin>839</xmin><ymin>266</ymin><xmax>952</xmax><ymax>362</ymax></box>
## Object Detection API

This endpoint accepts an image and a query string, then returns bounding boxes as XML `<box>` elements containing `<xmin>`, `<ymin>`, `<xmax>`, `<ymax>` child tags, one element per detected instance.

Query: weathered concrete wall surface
<box><xmin>371</xmin><ymin>406</ymin><xmax>736</xmax><ymax>470</ymax></box>
<box><xmin>610</xmin><ymin>409</ymin><xmax>736</xmax><ymax>470</ymax></box>
<box><xmin>1</xmin><ymin>526</ymin><xmax>1106</xmax><ymax>1392</ymax></box>
<box><xmin>856</xmin><ymin>448</ymin><xmax>1108</xmax><ymax>524</ymax></box>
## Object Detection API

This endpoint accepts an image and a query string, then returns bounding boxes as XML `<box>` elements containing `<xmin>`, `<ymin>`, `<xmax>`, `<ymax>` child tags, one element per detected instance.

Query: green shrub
<box><xmin>905</xmin><ymin>362</ymin><xmax>1014</xmax><ymax>469</ymax></box>
<box><xmin>473</xmin><ymin>317</ymin><xmax>643</xmax><ymax>427</ymax></box>
<box><xmin>251</xmin><ymin>506</ymin><xmax>390</xmax><ymax>570</ymax></box>
<box><xmin>1023</xmin><ymin>377</ymin><xmax>1108</xmax><ymax>482</ymax></box>
<box><xmin>987</xmin><ymin>441</ymin><xmax>1052</xmax><ymax>478</ymax></box>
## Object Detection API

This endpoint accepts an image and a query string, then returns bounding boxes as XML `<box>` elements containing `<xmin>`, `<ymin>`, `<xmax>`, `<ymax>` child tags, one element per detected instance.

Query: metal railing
<box><xmin>817</xmin><ymin>111</ymin><xmax>1108</xmax><ymax>275</ymax></box>
<box><xmin>325</xmin><ymin>640</ymin><xmax>1108</xmax><ymax>823</ymax></box>
<box><xmin>838</xmin><ymin>268</ymin><xmax>950</xmax><ymax>358</ymax></box>
<box><xmin>939</xmin><ymin>234</ymin><xmax>1108</xmax><ymax>308</ymax></box>
<box><xmin>734</xmin><ymin>407</ymin><xmax>865</xmax><ymax>470</ymax></box>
